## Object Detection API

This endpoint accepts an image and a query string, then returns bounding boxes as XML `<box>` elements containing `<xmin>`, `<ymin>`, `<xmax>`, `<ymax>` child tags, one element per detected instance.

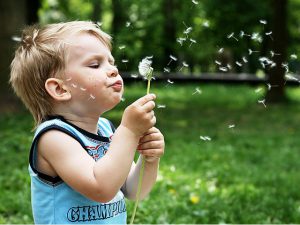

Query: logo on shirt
<box><xmin>86</xmin><ymin>144</ymin><xmax>109</xmax><ymax>161</ymax></box>
<box><xmin>67</xmin><ymin>198</ymin><xmax>126</xmax><ymax>222</ymax></box>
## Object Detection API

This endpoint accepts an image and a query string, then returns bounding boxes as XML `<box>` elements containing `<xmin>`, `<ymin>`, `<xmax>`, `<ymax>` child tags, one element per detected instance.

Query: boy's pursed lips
<box><xmin>109</xmin><ymin>80</ymin><xmax>123</xmax><ymax>91</ymax></box>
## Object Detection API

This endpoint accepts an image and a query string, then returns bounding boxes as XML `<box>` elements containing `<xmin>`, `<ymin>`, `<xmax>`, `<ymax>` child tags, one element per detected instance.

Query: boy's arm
<box><xmin>38</xmin><ymin>94</ymin><xmax>156</xmax><ymax>203</ymax></box>
<box><xmin>122</xmin><ymin>127</ymin><xmax>164</xmax><ymax>200</ymax></box>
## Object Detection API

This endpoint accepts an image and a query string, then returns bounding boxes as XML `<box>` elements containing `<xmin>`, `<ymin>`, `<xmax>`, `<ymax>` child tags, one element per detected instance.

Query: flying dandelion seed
<box><xmin>235</xmin><ymin>61</ymin><xmax>242</xmax><ymax>67</ymax></box>
<box><xmin>192</xmin><ymin>87</ymin><xmax>202</xmax><ymax>95</ymax></box>
<box><xmin>130</xmin><ymin>74</ymin><xmax>138</xmax><ymax>78</ymax></box>
<box><xmin>242</xmin><ymin>57</ymin><xmax>248</xmax><ymax>63</ymax></box>
<box><xmin>192</xmin><ymin>0</ymin><xmax>199</xmax><ymax>4</ymax></box>
<box><xmin>281</xmin><ymin>63</ymin><xmax>289</xmax><ymax>72</ymax></box>
<box><xmin>285</xmin><ymin>74</ymin><xmax>299</xmax><ymax>81</ymax></box>
<box><xmin>259</xmin><ymin>20</ymin><xmax>267</xmax><ymax>25</ymax></box>
<box><xmin>167</xmin><ymin>55</ymin><xmax>178</xmax><ymax>65</ymax></box>
<box><xmin>88</xmin><ymin>94</ymin><xmax>96</xmax><ymax>100</ymax></box>
<box><xmin>248</xmin><ymin>49</ymin><xmax>259</xmax><ymax>55</ymax></box>
<box><xmin>163</xmin><ymin>67</ymin><xmax>170</xmax><ymax>73</ymax></box>
<box><xmin>12</xmin><ymin>35</ymin><xmax>21</xmax><ymax>42</ymax></box>
<box><xmin>177</xmin><ymin>37</ymin><xmax>187</xmax><ymax>46</ymax></box>
<box><xmin>121</xmin><ymin>97</ymin><xmax>125</xmax><ymax>102</ymax></box>
<box><xmin>65</xmin><ymin>78</ymin><xmax>72</xmax><ymax>82</ymax></box>
<box><xmin>119</xmin><ymin>45</ymin><xmax>126</xmax><ymax>50</ymax></box>
<box><xmin>226</xmin><ymin>64</ymin><xmax>232</xmax><ymax>70</ymax></box>
<box><xmin>80</xmin><ymin>87</ymin><xmax>87</xmax><ymax>91</ymax></box>
<box><xmin>200</xmin><ymin>136</ymin><xmax>211</xmax><ymax>141</ymax></box>
<box><xmin>251</xmin><ymin>33</ymin><xmax>263</xmax><ymax>43</ymax></box>
<box><xmin>258</xmin><ymin>99</ymin><xmax>267</xmax><ymax>108</ymax></box>
<box><xmin>157</xmin><ymin>104</ymin><xmax>166</xmax><ymax>109</ymax></box>
<box><xmin>95</xmin><ymin>22</ymin><xmax>103</xmax><ymax>28</ymax></box>
<box><xmin>227</xmin><ymin>32</ymin><xmax>239</xmax><ymax>41</ymax></box>
<box><xmin>167</xmin><ymin>79</ymin><xmax>174</xmax><ymax>84</ymax></box>
<box><xmin>170</xmin><ymin>165</ymin><xmax>176</xmax><ymax>172</ymax></box>
<box><xmin>228</xmin><ymin>124</ymin><xmax>235</xmax><ymax>129</ymax></box>
<box><xmin>218</xmin><ymin>48</ymin><xmax>224</xmax><ymax>54</ymax></box>
<box><xmin>126</xmin><ymin>22</ymin><xmax>131</xmax><ymax>27</ymax></box>
<box><xmin>71</xmin><ymin>83</ymin><xmax>77</xmax><ymax>88</ymax></box>
<box><xmin>266</xmin><ymin>83</ymin><xmax>279</xmax><ymax>91</ymax></box>
<box><xmin>189</xmin><ymin>38</ymin><xmax>197</xmax><ymax>47</ymax></box>
<box><xmin>203</xmin><ymin>21</ymin><xmax>210</xmax><ymax>27</ymax></box>
<box><xmin>270</xmin><ymin>50</ymin><xmax>280</xmax><ymax>57</ymax></box>
<box><xmin>215</xmin><ymin>60</ymin><xmax>222</xmax><ymax>65</ymax></box>
<box><xmin>290</xmin><ymin>54</ymin><xmax>297</xmax><ymax>60</ymax></box>
<box><xmin>219</xmin><ymin>67</ymin><xmax>228</xmax><ymax>72</ymax></box>
<box><xmin>179</xmin><ymin>62</ymin><xmax>189</xmax><ymax>71</ymax></box>
<box><xmin>255</xmin><ymin>88</ymin><xmax>262</xmax><ymax>93</ymax></box>
<box><xmin>122</xmin><ymin>59</ymin><xmax>129</xmax><ymax>63</ymax></box>
<box><xmin>240</xmin><ymin>31</ymin><xmax>251</xmax><ymax>38</ymax></box>
<box><xmin>265</xmin><ymin>31</ymin><xmax>273</xmax><ymax>40</ymax></box>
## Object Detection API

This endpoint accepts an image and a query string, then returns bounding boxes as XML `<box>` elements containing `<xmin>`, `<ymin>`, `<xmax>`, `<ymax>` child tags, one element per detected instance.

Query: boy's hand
<box><xmin>137</xmin><ymin>127</ymin><xmax>164</xmax><ymax>162</ymax></box>
<box><xmin>121</xmin><ymin>94</ymin><xmax>156</xmax><ymax>136</ymax></box>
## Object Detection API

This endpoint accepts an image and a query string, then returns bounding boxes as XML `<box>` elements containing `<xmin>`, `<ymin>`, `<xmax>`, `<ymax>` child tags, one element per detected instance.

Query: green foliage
<box><xmin>2</xmin><ymin>84</ymin><xmax>300</xmax><ymax>223</ymax></box>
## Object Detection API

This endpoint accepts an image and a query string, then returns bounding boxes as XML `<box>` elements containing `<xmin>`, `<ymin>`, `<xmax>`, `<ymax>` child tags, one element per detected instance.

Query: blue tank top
<box><xmin>29</xmin><ymin>115</ymin><xmax>127</xmax><ymax>224</ymax></box>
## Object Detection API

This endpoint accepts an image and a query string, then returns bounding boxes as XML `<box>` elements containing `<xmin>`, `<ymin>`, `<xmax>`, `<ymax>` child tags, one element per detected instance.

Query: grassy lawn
<box><xmin>1</xmin><ymin>83</ymin><xmax>300</xmax><ymax>223</ymax></box>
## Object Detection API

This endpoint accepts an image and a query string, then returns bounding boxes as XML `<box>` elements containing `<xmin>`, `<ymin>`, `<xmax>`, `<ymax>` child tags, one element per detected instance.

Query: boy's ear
<box><xmin>45</xmin><ymin>78</ymin><xmax>71</xmax><ymax>101</ymax></box>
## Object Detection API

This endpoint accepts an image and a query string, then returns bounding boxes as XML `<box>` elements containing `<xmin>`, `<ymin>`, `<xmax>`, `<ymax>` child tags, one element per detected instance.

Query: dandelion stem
<box><xmin>130</xmin><ymin>156</ymin><xmax>146</xmax><ymax>224</ymax></box>
<box><xmin>130</xmin><ymin>75</ymin><xmax>152</xmax><ymax>224</ymax></box>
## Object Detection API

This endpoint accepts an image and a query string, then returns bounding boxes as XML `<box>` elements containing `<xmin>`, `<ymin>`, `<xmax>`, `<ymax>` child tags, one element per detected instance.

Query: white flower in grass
<box><xmin>138</xmin><ymin>57</ymin><xmax>153</xmax><ymax>80</ymax></box>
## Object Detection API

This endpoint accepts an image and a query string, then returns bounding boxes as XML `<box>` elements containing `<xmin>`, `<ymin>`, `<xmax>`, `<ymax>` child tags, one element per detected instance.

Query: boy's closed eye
<box><xmin>89</xmin><ymin>63</ymin><xmax>100</xmax><ymax>69</ymax></box>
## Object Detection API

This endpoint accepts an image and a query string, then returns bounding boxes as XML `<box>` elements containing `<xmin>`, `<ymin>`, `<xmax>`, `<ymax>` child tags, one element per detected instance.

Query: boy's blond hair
<box><xmin>10</xmin><ymin>21</ymin><xmax>111</xmax><ymax>128</ymax></box>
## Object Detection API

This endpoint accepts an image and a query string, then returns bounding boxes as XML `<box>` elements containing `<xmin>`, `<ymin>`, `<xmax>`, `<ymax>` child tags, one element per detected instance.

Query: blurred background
<box><xmin>1</xmin><ymin>0</ymin><xmax>300</xmax><ymax>223</ymax></box>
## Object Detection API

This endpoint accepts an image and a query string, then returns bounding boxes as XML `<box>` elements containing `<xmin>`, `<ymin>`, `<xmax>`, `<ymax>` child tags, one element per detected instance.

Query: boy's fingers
<box><xmin>142</xmin><ymin>101</ymin><xmax>155</xmax><ymax>112</ymax></box>
<box><xmin>134</xmin><ymin>94</ymin><xmax>156</xmax><ymax>106</ymax></box>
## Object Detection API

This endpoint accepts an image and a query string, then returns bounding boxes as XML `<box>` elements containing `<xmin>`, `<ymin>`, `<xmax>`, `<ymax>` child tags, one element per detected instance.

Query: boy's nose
<box><xmin>107</xmin><ymin>66</ymin><xmax>119</xmax><ymax>77</ymax></box>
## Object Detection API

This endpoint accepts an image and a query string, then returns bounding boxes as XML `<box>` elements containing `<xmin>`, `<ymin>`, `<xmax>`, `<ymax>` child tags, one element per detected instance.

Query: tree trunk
<box><xmin>0</xmin><ymin>0</ymin><xmax>27</xmax><ymax>99</ymax></box>
<box><xmin>91</xmin><ymin>0</ymin><xmax>102</xmax><ymax>23</ymax></box>
<box><xmin>0</xmin><ymin>0</ymin><xmax>40</xmax><ymax>109</ymax></box>
<box><xmin>111</xmin><ymin>0</ymin><xmax>126</xmax><ymax>35</ymax></box>
<box><xmin>265</xmin><ymin>0</ymin><xmax>288</xmax><ymax>103</ymax></box>
<box><xmin>162</xmin><ymin>0</ymin><xmax>177</xmax><ymax>72</ymax></box>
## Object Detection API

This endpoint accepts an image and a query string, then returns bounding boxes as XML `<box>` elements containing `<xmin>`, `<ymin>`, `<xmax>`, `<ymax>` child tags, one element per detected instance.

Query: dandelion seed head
<box><xmin>138</xmin><ymin>57</ymin><xmax>153</xmax><ymax>80</ymax></box>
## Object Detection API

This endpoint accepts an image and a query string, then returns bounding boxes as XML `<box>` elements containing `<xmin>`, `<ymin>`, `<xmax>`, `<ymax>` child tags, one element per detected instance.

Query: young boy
<box><xmin>10</xmin><ymin>21</ymin><xmax>164</xmax><ymax>224</ymax></box>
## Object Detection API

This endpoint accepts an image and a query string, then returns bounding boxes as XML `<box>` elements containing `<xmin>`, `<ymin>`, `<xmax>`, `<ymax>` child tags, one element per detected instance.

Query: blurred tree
<box><xmin>91</xmin><ymin>0</ymin><xmax>102</xmax><ymax>23</ymax></box>
<box><xmin>0</xmin><ymin>0</ymin><xmax>40</xmax><ymax>104</ymax></box>
<box><xmin>266</xmin><ymin>0</ymin><xmax>288</xmax><ymax>102</ymax></box>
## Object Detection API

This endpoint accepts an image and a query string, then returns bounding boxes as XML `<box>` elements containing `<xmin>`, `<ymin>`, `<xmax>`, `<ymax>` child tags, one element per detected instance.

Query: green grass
<box><xmin>1</xmin><ymin>83</ymin><xmax>300</xmax><ymax>223</ymax></box>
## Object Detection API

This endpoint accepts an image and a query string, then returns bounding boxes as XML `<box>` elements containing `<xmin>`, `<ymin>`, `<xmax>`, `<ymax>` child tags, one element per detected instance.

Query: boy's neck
<box><xmin>59</xmin><ymin>113</ymin><xmax>99</xmax><ymax>134</ymax></box>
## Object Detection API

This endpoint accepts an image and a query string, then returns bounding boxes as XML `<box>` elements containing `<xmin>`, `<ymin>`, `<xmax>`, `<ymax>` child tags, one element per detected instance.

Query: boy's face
<box><xmin>64</xmin><ymin>33</ymin><xmax>123</xmax><ymax>114</ymax></box>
